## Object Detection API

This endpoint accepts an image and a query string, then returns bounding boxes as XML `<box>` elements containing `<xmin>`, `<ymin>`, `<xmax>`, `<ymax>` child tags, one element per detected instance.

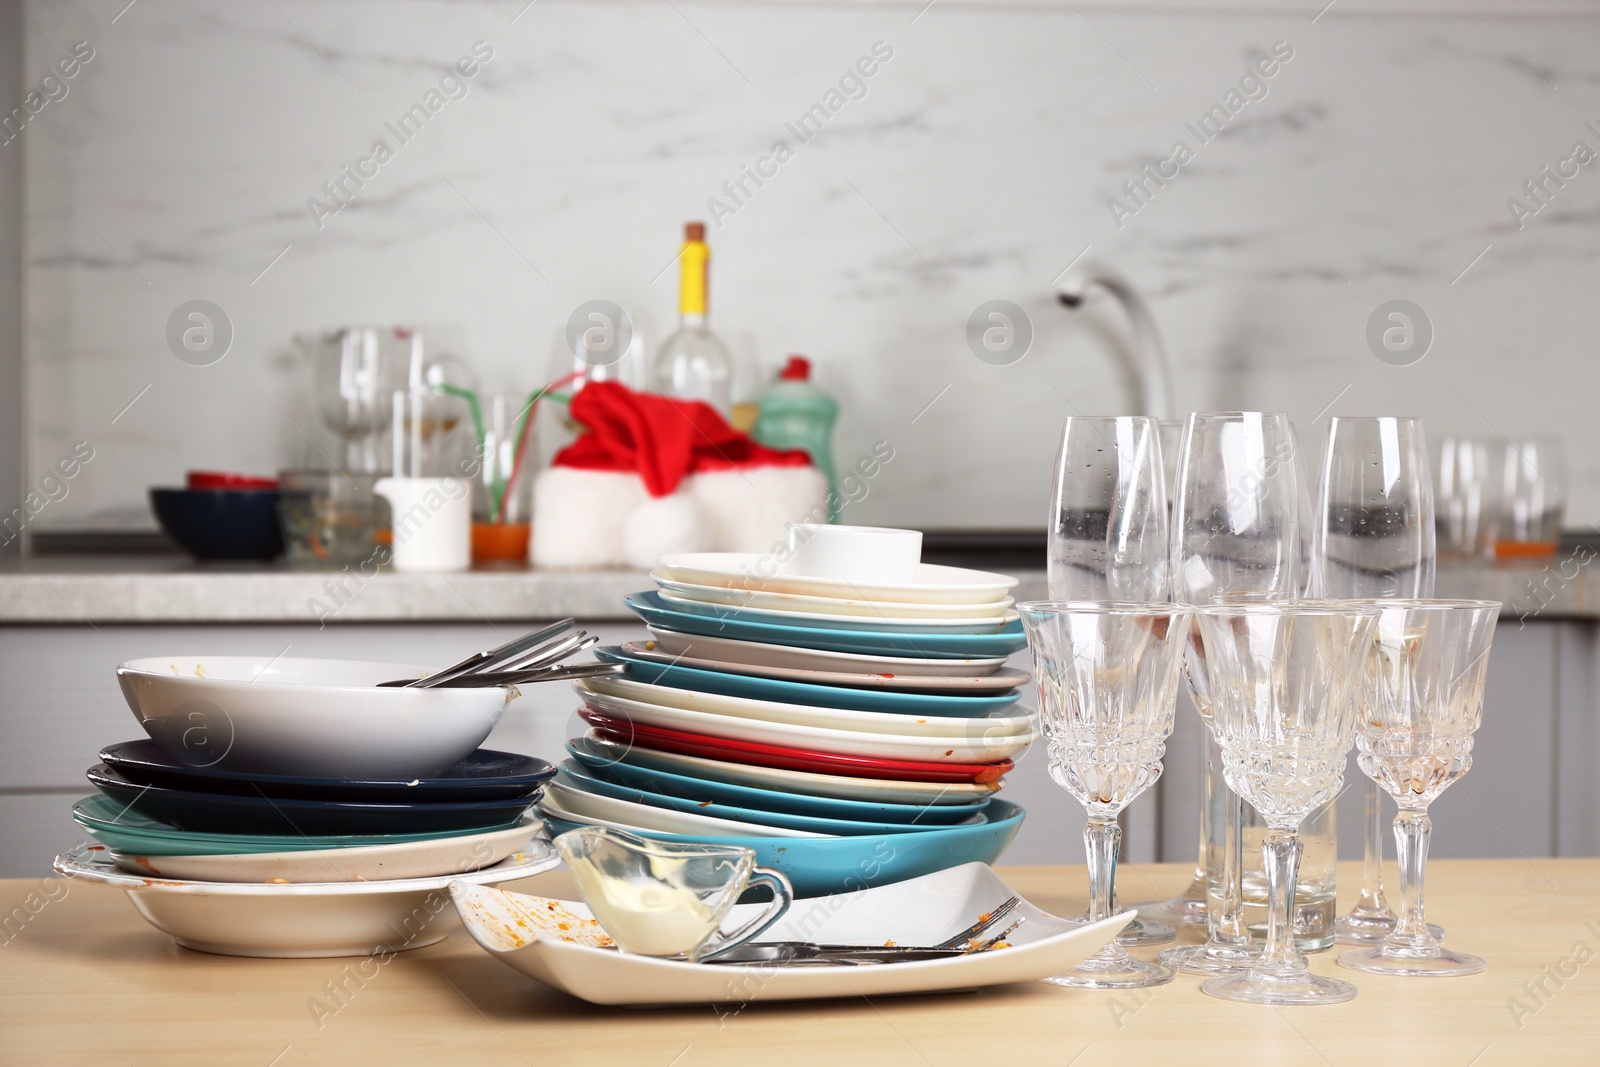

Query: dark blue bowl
<box><xmin>149</xmin><ymin>487</ymin><xmax>284</xmax><ymax>561</ymax></box>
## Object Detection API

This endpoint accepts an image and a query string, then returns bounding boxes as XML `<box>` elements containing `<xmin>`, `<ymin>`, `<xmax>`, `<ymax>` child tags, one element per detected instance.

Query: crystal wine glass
<box><xmin>1196</xmin><ymin>601</ymin><xmax>1378</xmax><ymax>1005</ymax></box>
<box><xmin>1018</xmin><ymin>601</ymin><xmax>1193</xmax><ymax>989</ymax></box>
<box><xmin>1159</xmin><ymin>412</ymin><xmax>1303</xmax><ymax>977</ymax></box>
<box><xmin>1338</xmin><ymin>599</ymin><xmax>1500</xmax><ymax>977</ymax></box>
<box><xmin>1046</xmin><ymin>415</ymin><xmax>1169</xmax><ymax>602</ymax></box>
<box><xmin>1313</xmin><ymin>416</ymin><xmax>1437</xmax><ymax>946</ymax></box>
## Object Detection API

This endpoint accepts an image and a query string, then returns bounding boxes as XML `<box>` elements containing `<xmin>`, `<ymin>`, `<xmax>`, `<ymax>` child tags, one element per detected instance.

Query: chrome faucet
<box><xmin>1055</xmin><ymin>263</ymin><xmax>1175</xmax><ymax>420</ymax></box>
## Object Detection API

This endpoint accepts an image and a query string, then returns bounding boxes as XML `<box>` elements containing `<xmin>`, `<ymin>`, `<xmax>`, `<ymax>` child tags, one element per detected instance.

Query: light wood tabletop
<box><xmin>2</xmin><ymin>859</ymin><xmax>1597</xmax><ymax>1066</ymax></box>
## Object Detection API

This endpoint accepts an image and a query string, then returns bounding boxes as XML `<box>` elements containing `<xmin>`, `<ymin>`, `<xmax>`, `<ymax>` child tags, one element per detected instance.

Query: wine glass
<box><xmin>1196</xmin><ymin>601</ymin><xmax>1378</xmax><ymax>1005</ymax></box>
<box><xmin>1046</xmin><ymin>416</ymin><xmax>1168</xmax><ymax>602</ymax></box>
<box><xmin>303</xmin><ymin>326</ymin><xmax>403</xmax><ymax>473</ymax></box>
<box><xmin>1313</xmin><ymin>416</ymin><xmax>1436</xmax><ymax>947</ymax></box>
<box><xmin>1437</xmin><ymin>437</ymin><xmax>1499</xmax><ymax>561</ymax></box>
<box><xmin>1337</xmin><ymin>599</ymin><xmax>1500</xmax><ymax>978</ymax></box>
<box><xmin>1158</xmin><ymin>412</ymin><xmax>1302</xmax><ymax>977</ymax></box>
<box><xmin>1018</xmin><ymin>601</ymin><xmax>1193</xmax><ymax>989</ymax></box>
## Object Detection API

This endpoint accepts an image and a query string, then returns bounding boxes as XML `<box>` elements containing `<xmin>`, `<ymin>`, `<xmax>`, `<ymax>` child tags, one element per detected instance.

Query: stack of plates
<box><xmin>538</xmin><ymin>552</ymin><xmax>1034</xmax><ymax>896</ymax></box>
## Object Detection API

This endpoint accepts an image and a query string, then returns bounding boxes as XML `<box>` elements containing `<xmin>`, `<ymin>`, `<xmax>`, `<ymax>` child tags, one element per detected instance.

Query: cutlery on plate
<box><xmin>928</xmin><ymin>894</ymin><xmax>1021</xmax><ymax>949</ymax></box>
<box><xmin>379</xmin><ymin>619</ymin><xmax>578</xmax><ymax>688</ymax></box>
<box><xmin>704</xmin><ymin>918</ymin><xmax>1025</xmax><ymax>966</ymax></box>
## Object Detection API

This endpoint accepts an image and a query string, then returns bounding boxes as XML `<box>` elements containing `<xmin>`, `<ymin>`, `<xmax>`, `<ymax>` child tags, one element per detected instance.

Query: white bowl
<box><xmin>116</xmin><ymin>655</ymin><xmax>520</xmax><ymax>780</ymax></box>
<box><xmin>55</xmin><ymin>840</ymin><xmax>560</xmax><ymax>958</ymax></box>
<box><xmin>782</xmin><ymin>524</ymin><xmax>923</xmax><ymax>584</ymax></box>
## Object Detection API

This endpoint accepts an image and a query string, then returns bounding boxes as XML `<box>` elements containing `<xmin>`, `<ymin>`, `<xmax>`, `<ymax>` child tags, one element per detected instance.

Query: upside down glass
<box><xmin>1339</xmin><ymin>599</ymin><xmax>1500</xmax><ymax>978</ymax></box>
<box><xmin>1160</xmin><ymin>412</ymin><xmax>1303</xmax><ymax>977</ymax></box>
<box><xmin>1314</xmin><ymin>415</ymin><xmax>1436</xmax><ymax>947</ymax></box>
<box><xmin>1197</xmin><ymin>602</ymin><xmax>1378</xmax><ymax>1006</ymax></box>
<box><xmin>1019</xmin><ymin>602</ymin><xmax>1193</xmax><ymax>989</ymax></box>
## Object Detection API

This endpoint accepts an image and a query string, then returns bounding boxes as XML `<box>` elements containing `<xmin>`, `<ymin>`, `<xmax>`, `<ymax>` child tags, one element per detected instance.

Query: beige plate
<box><xmin>646</xmin><ymin>627</ymin><xmax>1010</xmax><ymax>677</ymax></box>
<box><xmin>620</xmin><ymin>641</ymin><xmax>1029</xmax><ymax>693</ymax></box>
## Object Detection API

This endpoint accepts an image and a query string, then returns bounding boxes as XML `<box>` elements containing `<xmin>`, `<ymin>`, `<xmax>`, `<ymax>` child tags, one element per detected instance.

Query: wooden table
<box><xmin>3</xmin><ymin>860</ymin><xmax>1597</xmax><ymax>1066</ymax></box>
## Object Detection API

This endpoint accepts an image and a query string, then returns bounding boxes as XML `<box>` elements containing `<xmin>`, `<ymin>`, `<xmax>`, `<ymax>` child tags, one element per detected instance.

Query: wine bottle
<box><xmin>650</xmin><ymin>222</ymin><xmax>732</xmax><ymax>414</ymax></box>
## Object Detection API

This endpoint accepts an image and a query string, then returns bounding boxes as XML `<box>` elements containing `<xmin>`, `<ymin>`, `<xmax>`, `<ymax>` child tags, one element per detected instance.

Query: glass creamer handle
<box><xmin>695</xmin><ymin>868</ymin><xmax>794</xmax><ymax>962</ymax></box>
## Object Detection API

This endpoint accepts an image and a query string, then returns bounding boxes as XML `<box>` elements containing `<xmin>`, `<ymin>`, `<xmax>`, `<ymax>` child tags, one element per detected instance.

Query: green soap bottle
<box><xmin>753</xmin><ymin>355</ymin><xmax>840</xmax><ymax>522</ymax></box>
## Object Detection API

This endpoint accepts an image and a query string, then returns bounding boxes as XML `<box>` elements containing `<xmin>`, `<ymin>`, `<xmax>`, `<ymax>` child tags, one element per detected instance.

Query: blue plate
<box><xmin>540</xmin><ymin>798</ymin><xmax>1026</xmax><ymax>898</ymax></box>
<box><xmin>594</xmin><ymin>647</ymin><xmax>1021</xmax><ymax>717</ymax></box>
<box><xmin>564</xmin><ymin>738</ymin><xmax>988</xmax><ymax>823</ymax></box>
<box><xmin>98</xmin><ymin>740</ymin><xmax>555</xmax><ymax>803</ymax></box>
<box><xmin>625</xmin><ymin>592</ymin><xmax>1029</xmax><ymax>659</ymax></box>
<box><xmin>87</xmin><ymin>763</ymin><xmax>538</xmax><ymax>836</ymax></box>
<box><xmin>555</xmin><ymin>763</ymin><xmax>981</xmax><ymax>837</ymax></box>
<box><xmin>70</xmin><ymin>795</ymin><xmax>523</xmax><ymax>856</ymax></box>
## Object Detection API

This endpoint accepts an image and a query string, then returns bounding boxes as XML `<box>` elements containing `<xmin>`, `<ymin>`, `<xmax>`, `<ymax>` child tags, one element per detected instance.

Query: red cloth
<box><xmin>551</xmin><ymin>382</ymin><xmax>811</xmax><ymax>498</ymax></box>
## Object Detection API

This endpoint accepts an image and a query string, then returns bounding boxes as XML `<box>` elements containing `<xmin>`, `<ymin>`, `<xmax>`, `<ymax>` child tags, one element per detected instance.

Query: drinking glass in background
<box><xmin>1338</xmin><ymin>599</ymin><xmax>1500</xmax><ymax>978</ymax></box>
<box><xmin>1496</xmin><ymin>437</ymin><xmax>1566</xmax><ymax>559</ymax></box>
<box><xmin>1046</xmin><ymin>416</ymin><xmax>1169</xmax><ymax>601</ymax></box>
<box><xmin>373</xmin><ymin>389</ymin><xmax>474</xmax><ymax>573</ymax></box>
<box><xmin>471</xmin><ymin>393</ymin><xmax>537</xmax><ymax>566</ymax></box>
<box><xmin>1160</xmin><ymin>411</ymin><xmax>1302</xmax><ymax>977</ymax></box>
<box><xmin>1313</xmin><ymin>416</ymin><xmax>1435</xmax><ymax>949</ymax></box>
<box><xmin>1436</xmin><ymin>437</ymin><xmax>1500</xmax><ymax>561</ymax></box>
<box><xmin>276</xmin><ymin>469</ymin><xmax>381</xmax><ymax>568</ymax></box>
<box><xmin>302</xmin><ymin>326</ymin><xmax>403</xmax><ymax>474</ymax></box>
<box><xmin>1018</xmin><ymin>602</ymin><xmax>1193</xmax><ymax>989</ymax></box>
<box><xmin>1196</xmin><ymin>601</ymin><xmax>1378</xmax><ymax>1006</ymax></box>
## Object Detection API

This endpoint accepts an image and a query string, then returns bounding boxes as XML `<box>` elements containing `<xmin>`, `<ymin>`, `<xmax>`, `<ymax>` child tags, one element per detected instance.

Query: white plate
<box><xmin>575</xmin><ymin>681</ymin><xmax>1034</xmax><ymax>763</ymax></box>
<box><xmin>656</xmin><ymin>553</ymin><xmax>1019</xmax><ymax>606</ymax></box>
<box><xmin>116</xmin><ymin>655</ymin><xmax>519</xmax><ymax>780</ymax></box>
<box><xmin>449</xmin><ymin>862</ymin><xmax>1132</xmax><ymax>1006</ymax></box>
<box><xmin>646</xmin><ymin>628</ymin><xmax>1010</xmax><ymax>677</ymax></box>
<box><xmin>620</xmin><ymin>642</ymin><xmax>1030</xmax><ymax>693</ymax></box>
<box><xmin>656</xmin><ymin>590</ymin><xmax>1020</xmax><ymax>633</ymax></box>
<box><xmin>54</xmin><ymin>840</ymin><xmax>560</xmax><ymax>958</ymax></box>
<box><xmin>577</xmin><ymin>677</ymin><xmax>1035</xmax><ymax>740</ymax></box>
<box><xmin>580</xmin><ymin>733</ymin><xmax>1004</xmax><ymax>804</ymax></box>
<box><xmin>652</xmin><ymin>574</ymin><xmax>1015</xmax><ymax>620</ymax></box>
<box><xmin>541</xmin><ymin>781</ymin><xmax>824</xmax><ymax>838</ymax></box>
<box><xmin>109</xmin><ymin>814</ymin><xmax>544</xmax><ymax>883</ymax></box>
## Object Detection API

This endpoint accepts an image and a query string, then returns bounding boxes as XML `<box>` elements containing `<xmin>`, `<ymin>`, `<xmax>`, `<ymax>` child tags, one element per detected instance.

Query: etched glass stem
<box><xmin>1392</xmin><ymin>809</ymin><xmax>1437</xmax><ymax>948</ymax></box>
<box><xmin>1261</xmin><ymin>830</ymin><xmax>1304</xmax><ymax>971</ymax></box>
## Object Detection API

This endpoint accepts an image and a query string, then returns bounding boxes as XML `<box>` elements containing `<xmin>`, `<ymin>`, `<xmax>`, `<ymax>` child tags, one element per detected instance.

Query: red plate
<box><xmin>578</xmin><ymin>708</ymin><xmax>1012</xmax><ymax>784</ymax></box>
<box><xmin>187</xmin><ymin>471</ymin><xmax>279</xmax><ymax>490</ymax></box>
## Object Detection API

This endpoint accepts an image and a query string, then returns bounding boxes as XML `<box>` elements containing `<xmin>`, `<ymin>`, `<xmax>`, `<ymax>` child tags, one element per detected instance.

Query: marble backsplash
<box><xmin>18</xmin><ymin>0</ymin><xmax>1600</xmax><ymax>532</ymax></box>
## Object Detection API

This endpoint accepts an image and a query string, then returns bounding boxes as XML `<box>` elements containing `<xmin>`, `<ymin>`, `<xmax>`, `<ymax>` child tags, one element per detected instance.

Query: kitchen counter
<box><xmin>0</xmin><ymin>554</ymin><xmax>1592</xmax><ymax>624</ymax></box>
<box><xmin>3</xmin><ymin>859</ymin><xmax>1595</xmax><ymax>1065</ymax></box>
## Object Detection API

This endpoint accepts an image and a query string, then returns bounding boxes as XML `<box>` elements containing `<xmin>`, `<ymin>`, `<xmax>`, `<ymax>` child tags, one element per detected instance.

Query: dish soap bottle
<box><xmin>650</xmin><ymin>222</ymin><xmax>732</xmax><ymax>415</ymax></box>
<box><xmin>753</xmin><ymin>355</ymin><xmax>840</xmax><ymax>521</ymax></box>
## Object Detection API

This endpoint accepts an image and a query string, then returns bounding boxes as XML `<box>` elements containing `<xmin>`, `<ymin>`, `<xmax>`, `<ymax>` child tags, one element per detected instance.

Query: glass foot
<box><xmin>1335</xmin><ymin>912</ymin><xmax>1444</xmax><ymax>946</ymax></box>
<box><xmin>1202</xmin><ymin>968</ymin><xmax>1358</xmax><ymax>1005</ymax></box>
<box><xmin>1115</xmin><ymin>916</ymin><xmax>1176</xmax><ymax>947</ymax></box>
<box><xmin>1159</xmin><ymin>940</ymin><xmax>1258</xmax><ymax>976</ymax></box>
<box><xmin>1124</xmin><ymin>895</ymin><xmax>1207</xmax><ymax>928</ymax></box>
<box><xmin>1337</xmin><ymin>944</ymin><xmax>1485</xmax><ymax>977</ymax></box>
<box><xmin>1045</xmin><ymin>954</ymin><xmax>1175</xmax><ymax>990</ymax></box>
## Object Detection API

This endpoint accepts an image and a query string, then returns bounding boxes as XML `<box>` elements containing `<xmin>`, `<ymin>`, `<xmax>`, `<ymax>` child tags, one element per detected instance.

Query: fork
<box><xmin>705</xmin><ymin>919</ymin><xmax>1026</xmax><ymax>967</ymax></box>
<box><xmin>928</xmin><ymin>895</ymin><xmax>1021</xmax><ymax>950</ymax></box>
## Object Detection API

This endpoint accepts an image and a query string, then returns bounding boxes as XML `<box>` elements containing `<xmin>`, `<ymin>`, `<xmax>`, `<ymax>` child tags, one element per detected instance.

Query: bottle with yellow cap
<box><xmin>650</xmin><ymin>222</ymin><xmax>732</xmax><ymax>415</ymax></box>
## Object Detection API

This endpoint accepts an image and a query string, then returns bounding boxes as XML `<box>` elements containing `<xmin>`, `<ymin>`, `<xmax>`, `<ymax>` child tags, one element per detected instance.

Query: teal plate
<box><xmin>625</xmin><ymin>592</ymin><xmax>1028</xmax><ymax>659</ymax></box>
<box><xmin>70</xmin><ymin>795</ymin><xmax>522</xmax><ymax>856</ymax></box>
<box><xmin>594</xmin><ymin>647</ymin><xmax>1021</xmax><ymax>717</ymax></box>
<box><xmin>555</xmin><ymin>763</ymin><xmax>986</xmax><ymax>837</ymax></box>
<box><xmin>540</xmin><ymin>797</ymin><xmax>1026</xmax><ymax>898</ymax></box>
<box><xmin>564</xmin><ymin>737</ymin><xmax>988</xmax><ymax>823</ymax></box>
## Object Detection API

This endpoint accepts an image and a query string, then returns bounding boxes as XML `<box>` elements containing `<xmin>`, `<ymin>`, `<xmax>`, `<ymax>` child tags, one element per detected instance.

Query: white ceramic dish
<box><xmin>575</xmin><ymin>681</ymin><xmax>1034</xmax><ymax>763</ymax></box>
<box><xmin>578</xmin><ymin>733</ymin><xmax>1005</xmax><ymax>804</ymax></box>
<box><xmin>652</xmin><ymin>575</ymin><xmax>1015</xmax><ymax>620</ymax></box>
<box><xmin>109</xmin><ymin>814</ymin><xmax>544</xmax><ymax>883</ymax></box>
<box><xmin>656</xmin><ymin>590</ymin><xmax>1019</xmax><ymax>633</ymax></box>
<box><xmin>116</xmin><ymin>655</ymin><xmax>519</xmax><ymax>780</ymax></box>
<box><xmin>620</xmin><ymin>641</ymin><xmax>1028</xmax><ymax>693</ymax></box>
<box><xmin>577</xmin><ymin>677</ymin><xmax>1035</xmax><ymax>741</ymax></box>
<box><xmin>645</xmin><ymin>628</ymin><xmax>1009</xmax><ymax>677</ymax></box>
<box><xmin>781</xmin><ymin>523</ymin><xmax>923</xmax><ymax>584</ymax></box>
<box><xmin>542</xmin><ymin>781</ymin><xmax>824</xmax><ymax>838</ymax></box>
<box><xmin>655</xmin><ymin>553</ymin><xmax>1019</xmax><ymax>606</ymax></box>
<box><xmin>450</xmin><ymin>862</ymin><xmax>1132</xmax><ymax>1006</ymax></box>
<box><xmin>54</xmin><ymin>839</ymin><xmax>560</xmax><ymax>958</ymax></box>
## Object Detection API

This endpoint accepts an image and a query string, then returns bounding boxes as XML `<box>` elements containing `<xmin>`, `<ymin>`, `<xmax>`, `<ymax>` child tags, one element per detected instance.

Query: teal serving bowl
<box><xmin>540</xmin><ymin>797</ymin><xmax>1025</xmax><ymax>898</ymax></box>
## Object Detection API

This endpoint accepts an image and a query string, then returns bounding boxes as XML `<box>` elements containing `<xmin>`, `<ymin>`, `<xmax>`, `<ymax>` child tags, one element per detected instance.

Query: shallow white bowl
<box><xmin>116</xmin><ymin>655</ymin><xmax>521</xmax><ymax>780</ymax></box>
<box><xmin>55</xmin><ymin>840</ymin><xmax>560</xmax><ymax>957</ymax></box>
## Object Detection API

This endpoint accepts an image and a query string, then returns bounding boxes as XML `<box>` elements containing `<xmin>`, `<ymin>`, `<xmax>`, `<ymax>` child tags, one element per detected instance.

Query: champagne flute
<box><xmin>1313</xmin><ymin>416</ymin><xmax>1437</xmax><ymax>946</ymax></box>
<box><xmin>1196</xmin><ymin>601</ymin><xmax>1378</xmax><ymax>1005</ymax></box>
<box><xmin>1338</xmin><ymin>599</ymin><xmax>1499</xmax><ymax>977</ymax></box>
<box><xmin>1045</xmin><ymin>415</ymin><xmax>1171</xmax><ymax>945</ymax></box>
<box><xmin>1018</xmin><ymin>602</ymin><xmax>1193</xmax><ymax>988</ymax></box>
<box><xmin>1159</xmin><ymin>412</ymin><xmax>1302</xmax><ymax>977</ymax></box>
